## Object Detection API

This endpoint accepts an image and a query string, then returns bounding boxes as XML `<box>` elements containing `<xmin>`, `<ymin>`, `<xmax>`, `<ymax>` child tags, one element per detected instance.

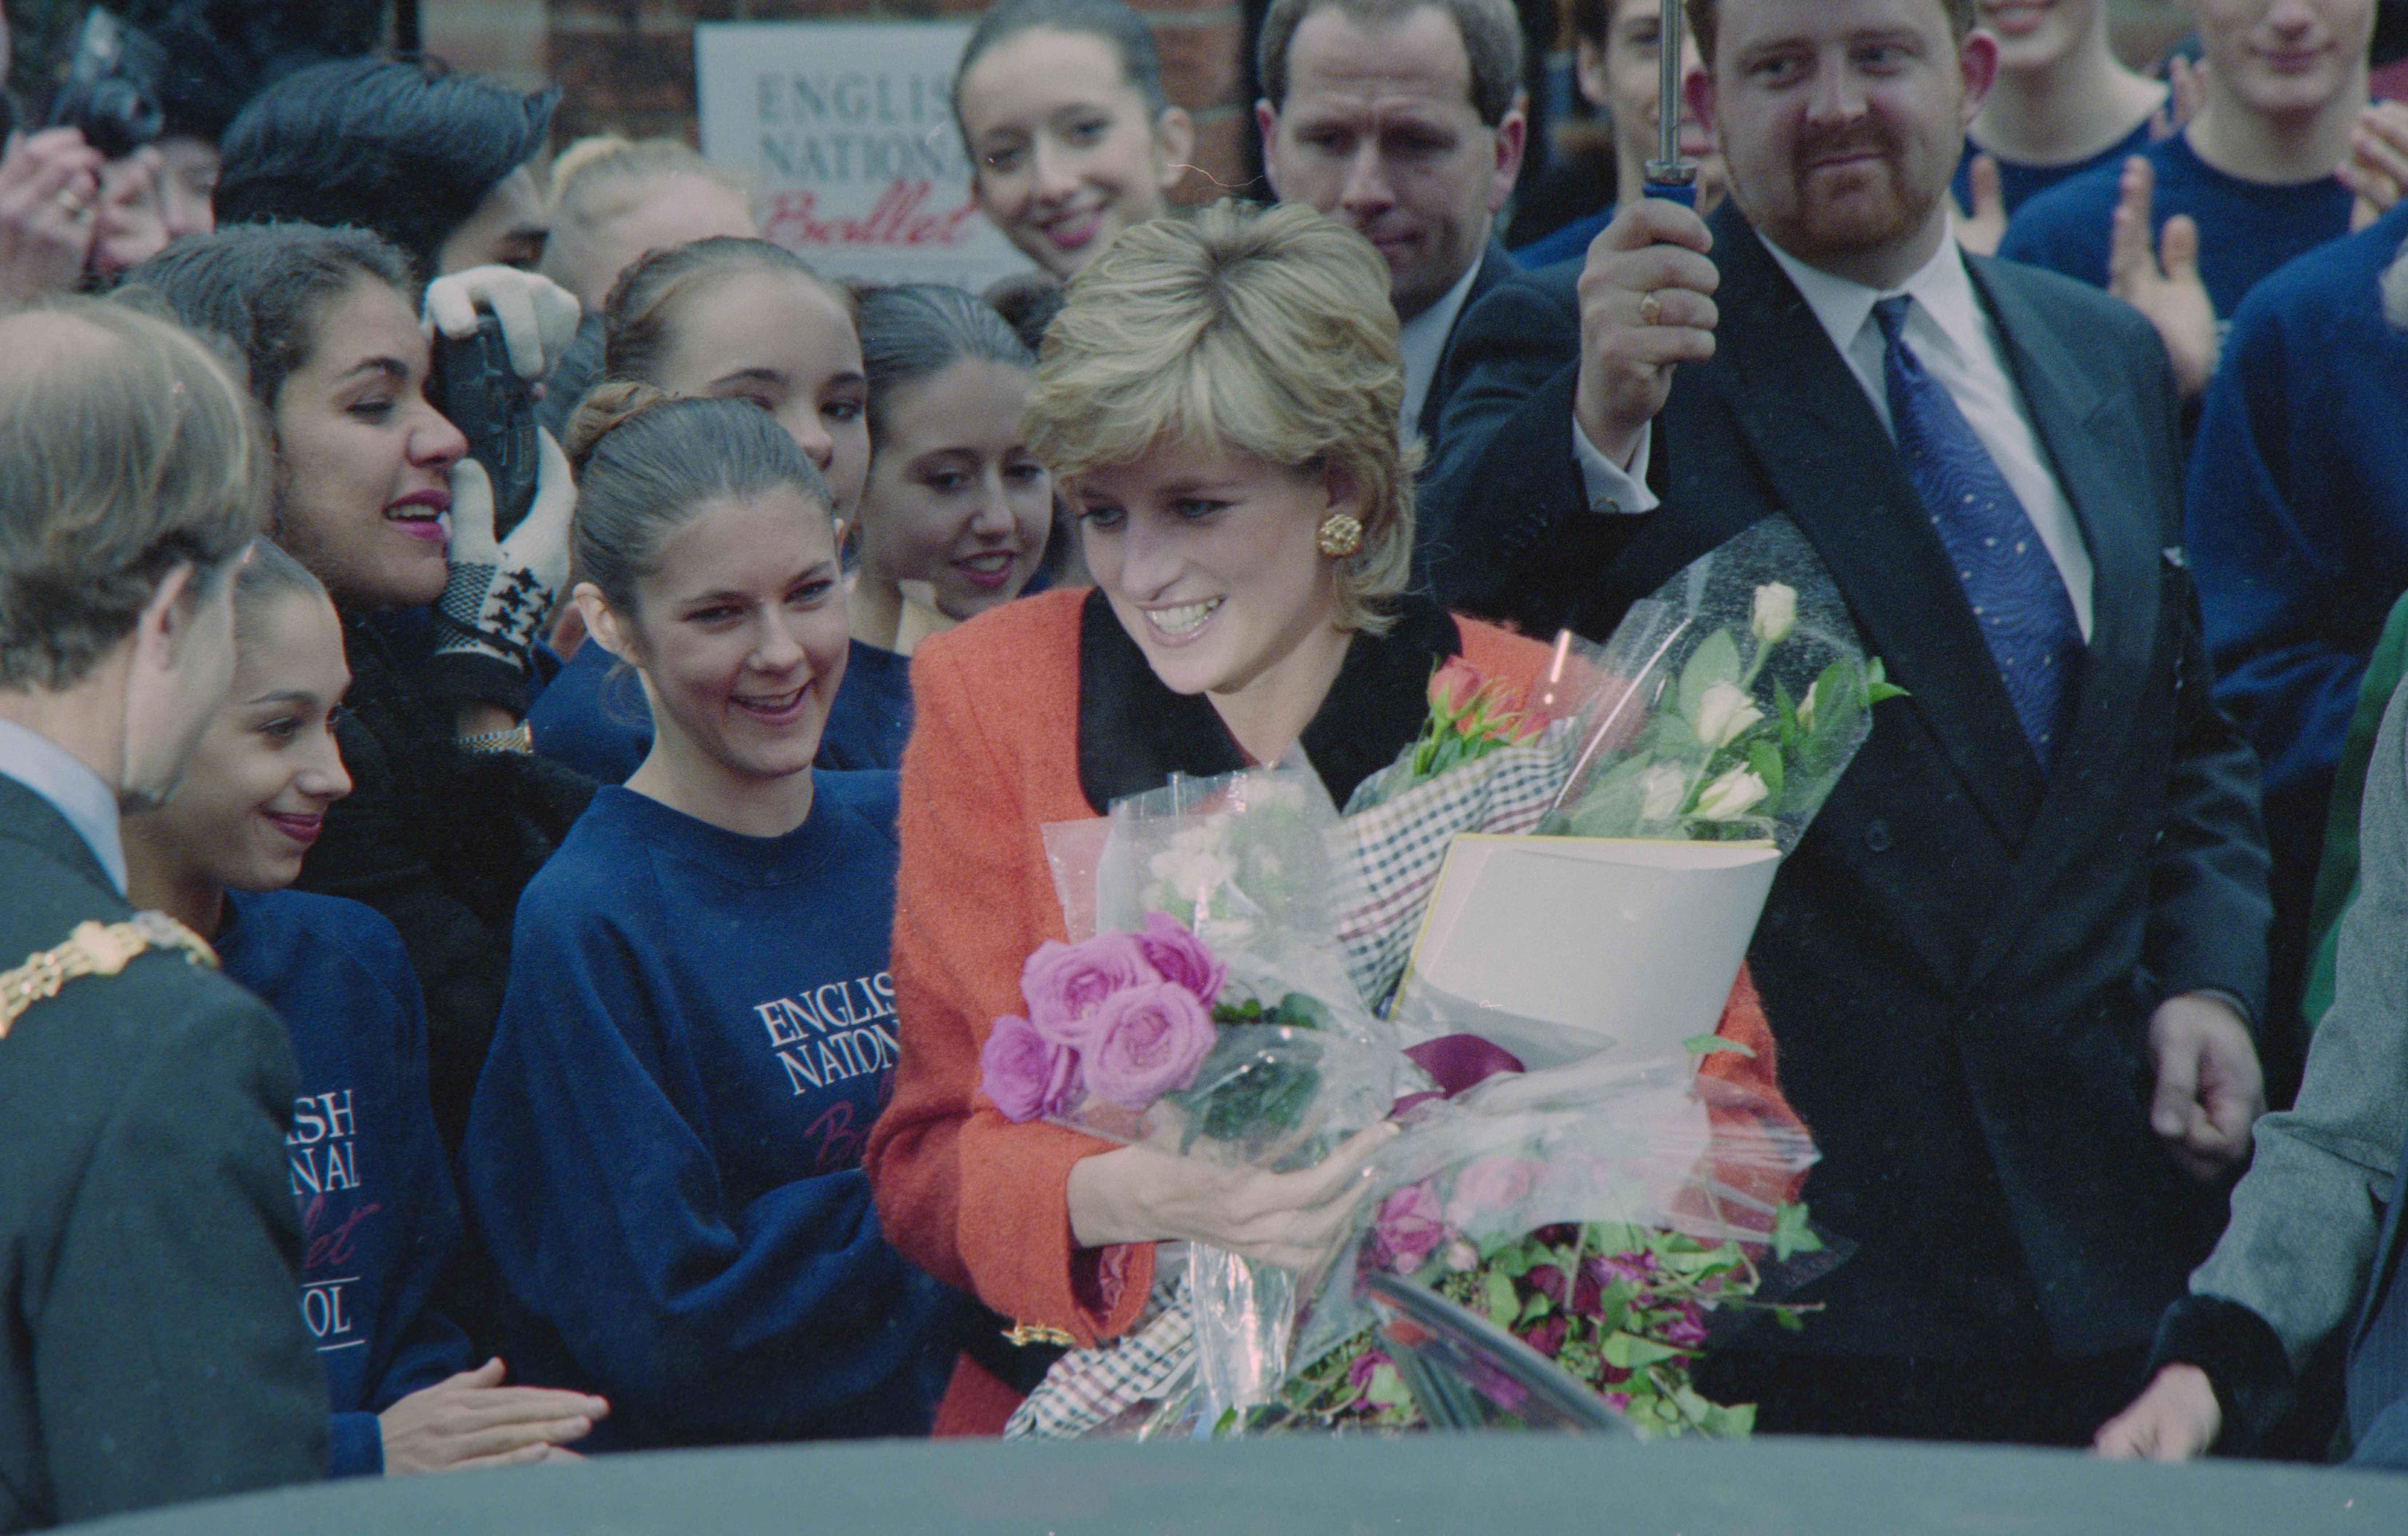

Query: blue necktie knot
<box><xmin>1873</xmin><ymin>292</ymin><xmax>2084</xmax><ymax>767</ymax></box>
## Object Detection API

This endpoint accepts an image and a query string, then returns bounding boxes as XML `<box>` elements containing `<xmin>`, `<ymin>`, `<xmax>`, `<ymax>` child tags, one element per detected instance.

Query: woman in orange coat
<box><xmin>864</xmin><ymin>200</ymin><xmax>1790</xmax><ymax>1434</ymax></box>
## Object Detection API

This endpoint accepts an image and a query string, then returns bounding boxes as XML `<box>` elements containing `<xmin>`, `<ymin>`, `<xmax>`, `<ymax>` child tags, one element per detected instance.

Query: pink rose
<box><xmin>1444</xmin><ymin>1155</ymin><xmax>1541</xmax><ymax>1229</ymax></box>
<box><xmin>1662</xmin><ymin>1302</ymin><xmax>1709</xmax><ymax>1351</ymax></box>
<box><xmin>1020</xmin><ymin>932</ymin><xmax>1159</xmax><ymax>1047</ymax></box>
<box><xmin>1134</xmin><ymin>911</ymin><xmax>1227</xmax><ymax>1007</ymax></box>
<box><xmin>1367</xmin><ymin>1183</ymin><xmax>1447</xmax><ymax>1273</ymax></box>
<box><xmin>1082</xmin><ymin>981</ymin><xmax>1217</xmax><ymax>1110</ymax></box>
<box><xmin>979</xmin><ymin>1015</ymin><xmax>1083</xmax><ymax>1123</ymax></box>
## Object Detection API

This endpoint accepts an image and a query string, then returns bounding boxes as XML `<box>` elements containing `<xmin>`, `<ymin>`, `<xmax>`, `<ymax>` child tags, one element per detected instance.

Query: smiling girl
<box><xmin>837</xmin><ymin>283</ymin><xmax>1054</xmax><ymax>765</ymax></box>
<box><xmin>954</xmin><ymin>0</ymin><xmax>1195</xmax><ymax>281</ymax></box>
<box><xmin>457</xmin><ymin>390</ymin><xmax>961</xmax><ymax>1450</ymax></box>
<box><xmin>527</xmin><ymin>237</ymin><xmax>907</xmax><ymax>777</ymax></box>
<box><xmin>123</xmin><ymin>225</ymin><xmax>594</xmax><ymax>1154</ymax></box>
<box><xmin>122</xmin><ymin>542</ymin><xmax>608</xmax><ymax>1478</ymax></box>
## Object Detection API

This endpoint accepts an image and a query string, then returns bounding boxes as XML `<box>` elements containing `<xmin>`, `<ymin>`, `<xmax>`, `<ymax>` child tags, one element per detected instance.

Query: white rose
<box><xmin>1796</xmin><ymin>685</ymin><xmax>1817</xmax><ymax>734</ymax></box>
<box><xmin>1693</xmin><ymin>680</ymin><xmax>1766</xmax><ymax>750</ymax></box>
<box><xmin>1637</xmin><ymin>764</ymin><xmax>1687</xmax><ymax>822</ymax></box>
<box><xmin>1752</xmin><ymin>583</ymin><xmax>1798</xmax><ymax>647</ymax></box>
<box><xmin>1695</xmin><ymin>765</ymin><xmax>1771</xmax><ymax>821</ymax></box>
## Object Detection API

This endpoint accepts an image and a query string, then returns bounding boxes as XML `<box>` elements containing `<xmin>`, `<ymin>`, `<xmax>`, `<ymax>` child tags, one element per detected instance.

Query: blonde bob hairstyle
<box><xmin>1023</xmin><ymin>199</ymin><xmax>1420</xmax><ymax>635</ymax></box>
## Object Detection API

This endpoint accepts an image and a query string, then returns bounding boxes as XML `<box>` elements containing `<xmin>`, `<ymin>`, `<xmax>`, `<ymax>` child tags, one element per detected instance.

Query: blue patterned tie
<box><xmin>1872</xmin><ymin>295</ymin><xmax>2083</xmax><ymax>767</ymax></box>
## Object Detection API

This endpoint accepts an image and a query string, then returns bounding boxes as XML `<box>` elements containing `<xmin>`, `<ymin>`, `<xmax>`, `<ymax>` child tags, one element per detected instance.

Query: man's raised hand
<box><xmin>1572</xmin><ymin>198</ymin><xmax>1719</xmax><ymax>470</ymax></box>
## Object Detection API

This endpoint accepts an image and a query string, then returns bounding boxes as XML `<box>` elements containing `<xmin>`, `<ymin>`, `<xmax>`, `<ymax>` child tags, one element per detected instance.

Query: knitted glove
<box><xmin>422</xmin><ymin>265</ymin><xmax>580</xmax><ymax>379</ymax></box>
<box><xmin>430</xmin><ymin>429</ymin><xmax>575</xmax><ymax>712</ymax></box>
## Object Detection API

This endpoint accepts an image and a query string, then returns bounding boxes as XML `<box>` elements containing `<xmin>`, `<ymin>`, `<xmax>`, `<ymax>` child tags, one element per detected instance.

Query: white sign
<box><xmin>696</xmin><ymin>21</ymin><xmax>1029</xmax><ymax>291</ymax></box>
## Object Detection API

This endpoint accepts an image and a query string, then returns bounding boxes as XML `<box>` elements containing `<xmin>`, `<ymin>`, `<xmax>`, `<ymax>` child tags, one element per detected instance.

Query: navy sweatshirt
<box><xmin>456</xmin><ymin>774</ymin><xmax>959</xmax><ymax>1449</ymax></box>
<box><xmin>215</xmin><ymin>888</ymin><xmax>476</xmax><ymax>1478</ymax></box>
<box><xmin>1998</xmin><ymin>129</ymin><xmax>2355</xmax><ymax>325</ymax></box>
<box><xmin>527</xmin><ymin>638</ymin><xmax>915</xmax><ymax>781</ymax></box>
<box><xmin>2186</xmin><ymin>202</ymin><xmax>2408</xmax><ymax>891</ymax></box>
<box><xmin>1952</xmin><ymin>120</ymin><xmax>2154</xmax><ymax>221</ymax></box>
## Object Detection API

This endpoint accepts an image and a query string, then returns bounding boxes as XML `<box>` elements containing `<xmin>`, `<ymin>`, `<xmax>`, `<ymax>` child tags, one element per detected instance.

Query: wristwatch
<box><xmin>459</xmin><ymin>721</ymin><xmax>534</xmax><ymax>755</ymax></box>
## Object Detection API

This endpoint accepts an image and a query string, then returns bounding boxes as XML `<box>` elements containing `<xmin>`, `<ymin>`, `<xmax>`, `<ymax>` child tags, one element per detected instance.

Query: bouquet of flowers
<box><xmin>1241</xmin><ymin>1054</ymin><xmax>1831</xmax><ymax>1439</ymax></box>
<box><xmin>1380</xmin><ymin>517</ymin><xmax>1902</xmax><ymax>1069</ymax></box>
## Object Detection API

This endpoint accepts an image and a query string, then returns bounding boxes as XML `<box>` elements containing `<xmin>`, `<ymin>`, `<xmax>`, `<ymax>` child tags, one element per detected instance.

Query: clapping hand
<box><xmin>2148</xmin><ymin>55</ymin><xmax>2211</xmax><ymax>141</ymax></box>
<box><xmin>2340</xmin><ymin>101</ymin><xmax>2408</xmax><ymax>232</ymax></box>
<box><xmin>1571</xmin><ymin>198</ymin><xmax>1720</xmax><ymax>471</ymax></box>
<box><xmin>2106</xmin><ymin>155</ymin><xmax>2218</xmax><ymax>401</ymax></box>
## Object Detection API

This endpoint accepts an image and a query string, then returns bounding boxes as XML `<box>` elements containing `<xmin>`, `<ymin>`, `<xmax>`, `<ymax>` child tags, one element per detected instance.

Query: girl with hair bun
<box><xmin>457</xmin><ymin>388</ymin><xmax>961</xmax><ymax>1451</ymax></box>
<box><xmin>528</xmin><ymin>237</ymin><xmax>893</xmax><ymax>780</ymax></box>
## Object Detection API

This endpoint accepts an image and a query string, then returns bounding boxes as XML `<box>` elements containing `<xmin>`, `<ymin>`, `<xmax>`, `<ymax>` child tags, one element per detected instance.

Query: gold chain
<box><xmin>0</xmin><ymin>913</ymin><xmax>218</xmax><ymax>1038</ymax></box>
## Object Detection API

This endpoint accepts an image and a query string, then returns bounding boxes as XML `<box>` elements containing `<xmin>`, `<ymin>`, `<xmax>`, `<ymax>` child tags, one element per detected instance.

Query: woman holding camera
<box><xmin>125</xmin><ymin>224</ymin><xmax>590</xmax><ymax>1154</ymax></box>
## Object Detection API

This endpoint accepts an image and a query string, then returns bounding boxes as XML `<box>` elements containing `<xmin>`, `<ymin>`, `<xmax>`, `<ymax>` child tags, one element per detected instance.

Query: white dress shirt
<box><xmin>1399</xmin><ymin>251</ymin><xmax>1487</xmax><ymax>442</ymax></box>
<box><xmin>1575</xmin><ymin>223</ymin><xmax>2095</xmax><ymax>639</ymax></box>
<box><xmin>0</xmin><ymin>716</ymin><xmax>126</xmax><ymax>893</ymax></box>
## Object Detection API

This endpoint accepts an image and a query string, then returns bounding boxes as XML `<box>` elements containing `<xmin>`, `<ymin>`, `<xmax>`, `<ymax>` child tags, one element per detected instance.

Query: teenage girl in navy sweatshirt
<box><xmin>526</xmin><ymin>237</ymin><xmax>911</xmax><ymax>779</ymax></box>
<box><xmin>458</xmin><ymin>390</ymin><xmax>962</xmax><ymax>1450</ymax></box>
<box><xmin>122</xmin><ymin>543</ymin><xmax>607</xmax><ymax>1478</ymax></box>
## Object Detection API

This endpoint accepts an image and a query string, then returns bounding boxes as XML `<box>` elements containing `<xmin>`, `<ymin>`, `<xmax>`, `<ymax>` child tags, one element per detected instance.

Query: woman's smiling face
<box><xmin>611</xmin><ymin>487</ymin><xmax>852</xmax><ymax>783</ymax></box>
<box><xmin>269</xmin><ymin>278</ymin><xmax>469</xmax><ymax>608</ymax></box>
<box><xmin>125</xmin><ymin>586</ymin><xmax>354</xmax><ymax>896</ymax></box>
<box><xmin>858</xmin><ymin>358</ymin><xmax>1052</xmax><ymax>622</ymax></box>
<box><xmin>1070</xmin><ymin>436</ymin><xmax>1352</xmax><ymax>700</ymax></box>
<box><xmin>959</xmin><ymin>28</ymin><xmax>1184</xmax><ymax>278</ymax></box>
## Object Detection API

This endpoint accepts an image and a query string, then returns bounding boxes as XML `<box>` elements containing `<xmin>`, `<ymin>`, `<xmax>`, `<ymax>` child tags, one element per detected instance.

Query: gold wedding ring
<box><xmin>1638</xmin><ymin>289</ymin><xmax>1664</xmax><ymax>326</ymax></box>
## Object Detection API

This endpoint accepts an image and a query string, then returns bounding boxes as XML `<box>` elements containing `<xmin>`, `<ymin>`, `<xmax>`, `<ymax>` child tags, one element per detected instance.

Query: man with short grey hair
<box><xmin>0</xmin><ymin>298</ymin><xmax>326</xmax><ymax>1529</ymax></box>
<box><xmin>1256</xmin><ymin>0</ymin><xmax>1526</xmax><ymax>447</ymax></box>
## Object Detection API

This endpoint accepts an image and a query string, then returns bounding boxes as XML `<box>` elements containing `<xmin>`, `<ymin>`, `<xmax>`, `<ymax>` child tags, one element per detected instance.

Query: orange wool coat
<box><xmin>863</xmin><ymin>587</ymin><xmax>1796</xmax><ymax>1433</ymax></box>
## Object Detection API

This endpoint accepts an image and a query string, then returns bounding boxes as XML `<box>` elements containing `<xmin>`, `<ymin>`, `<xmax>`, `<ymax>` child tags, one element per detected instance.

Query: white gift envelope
<box><xmin>1396</xmin><ymin>836</ymin><xmax>1780</xmax><ymax>1070</ymax></box>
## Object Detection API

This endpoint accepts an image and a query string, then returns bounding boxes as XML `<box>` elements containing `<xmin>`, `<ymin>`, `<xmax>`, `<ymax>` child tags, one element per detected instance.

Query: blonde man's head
<box><xmin>1024</xmin><ymin>199</ymin><xmax>1418</xmax><ymax>633</ymax></box>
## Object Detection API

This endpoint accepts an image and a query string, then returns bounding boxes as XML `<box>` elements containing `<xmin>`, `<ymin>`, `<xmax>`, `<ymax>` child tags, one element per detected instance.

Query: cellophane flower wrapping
<box><xmin>1026</xmin><ymin>761</ymin><xmax>1403</xmax><ymax>1426</ymax></box>
<box><xmin>1245</xmin><ymin>1057</ymin><xmax>1834</xmax><ymax>1437</ymax></box>
<box><xmin>1537</xmin><ymin>515</ymin><xmax>1895</xmax><ymax>853</ymax></box>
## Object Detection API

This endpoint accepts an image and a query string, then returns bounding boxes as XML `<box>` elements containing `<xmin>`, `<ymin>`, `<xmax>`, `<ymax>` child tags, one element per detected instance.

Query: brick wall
<box><xmin>458</xmin><ymin>0</ymin><xmax>1253</xmax><ymax>201</ymax></box>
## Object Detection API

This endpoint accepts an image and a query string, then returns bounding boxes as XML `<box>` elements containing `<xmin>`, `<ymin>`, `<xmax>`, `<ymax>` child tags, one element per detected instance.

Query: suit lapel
<box><xmin>1689</xmin><ymin>214</ymin><xmax>2047</xmax><ymax>847</ymax></box>
<box><xmin>1421</xmin><ymin>239</ymin><xmax>1518</xmax><ymax>444</ymax></box>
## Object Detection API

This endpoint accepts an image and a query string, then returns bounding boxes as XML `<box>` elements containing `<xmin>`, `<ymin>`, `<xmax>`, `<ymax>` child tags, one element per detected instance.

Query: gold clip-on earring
<box><xmin>1316</xmin><ymin>513</ymin><xmax>1364</xmax><ymax>558</ymax></box>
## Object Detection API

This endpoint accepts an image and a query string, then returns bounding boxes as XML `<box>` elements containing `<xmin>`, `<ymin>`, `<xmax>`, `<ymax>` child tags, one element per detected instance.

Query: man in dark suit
<box><xmin>0</xmin><ymin>300</ymin><xmax>325</xmax><ymax>1529</ymax></box>
<box><xmin>1255</xmin><ymin>0</ymin><xmax>1524</xmax><ymax>448</ymax></box>
<box><xmin>1419</xmin><ymin>0</ymin><xmax>2274</xmax><ymax>1443</ymax></box>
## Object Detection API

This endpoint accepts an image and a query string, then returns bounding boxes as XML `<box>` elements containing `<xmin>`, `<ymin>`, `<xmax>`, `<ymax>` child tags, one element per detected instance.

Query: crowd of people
<box><xmin>6</xmin><ymin>0</ymin><xmax>2408</xmax><ymax>1523</ymax></box>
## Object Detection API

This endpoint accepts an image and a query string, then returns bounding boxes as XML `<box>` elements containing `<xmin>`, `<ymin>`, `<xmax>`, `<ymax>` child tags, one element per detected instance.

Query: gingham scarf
<box><xmin>1004</xmin><ymin>1265</ymin><xmax>1195</xmax><ymax>1439</ymax></box>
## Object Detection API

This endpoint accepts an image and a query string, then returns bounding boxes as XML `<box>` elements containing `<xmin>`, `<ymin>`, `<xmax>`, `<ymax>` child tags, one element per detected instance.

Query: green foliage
<box><xmin>1684</xmin><ymin>1034</ymin><xmax>1757</xmax><ymax>1059</ymax></box>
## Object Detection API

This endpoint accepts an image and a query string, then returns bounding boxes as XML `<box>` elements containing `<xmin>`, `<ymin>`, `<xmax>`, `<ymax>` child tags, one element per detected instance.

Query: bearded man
<box><xmin>1411</xmin><ymin>0</ymin><xmax>2276</xmax><ymax>1445</ymax></box>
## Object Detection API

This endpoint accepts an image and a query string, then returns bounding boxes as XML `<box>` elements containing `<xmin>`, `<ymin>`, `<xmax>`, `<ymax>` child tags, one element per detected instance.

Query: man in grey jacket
<box><xmin>2100</xmin><ymin>675</ymin><xmax>2408</xmax><ymax>1464</ymax></box>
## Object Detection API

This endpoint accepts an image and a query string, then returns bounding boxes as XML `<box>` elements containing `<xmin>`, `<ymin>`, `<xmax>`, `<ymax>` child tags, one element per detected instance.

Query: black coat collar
<box><xmin>1075</xmin><ymin>588</ymin><xmax>1463</xmax><ymax>814</ymax></box>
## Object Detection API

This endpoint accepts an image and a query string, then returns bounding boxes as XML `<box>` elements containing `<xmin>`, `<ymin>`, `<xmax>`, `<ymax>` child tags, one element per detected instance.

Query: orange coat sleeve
<box><xmin>865</xmin><ymin>633</ymin><xmax>1155</xmax><ymax>1348</ymax></box>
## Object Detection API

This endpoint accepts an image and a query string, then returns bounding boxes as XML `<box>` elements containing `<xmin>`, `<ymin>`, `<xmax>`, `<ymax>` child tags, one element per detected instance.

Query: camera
<box><xmin>431</xmin><ymin>314</ymin><xmax>541</xmax><ymax>539</ymax></box>
<box><xmin>46</xmin><ymin>7</ymin><xmax>168</xmax><ymax>161</ymax></box>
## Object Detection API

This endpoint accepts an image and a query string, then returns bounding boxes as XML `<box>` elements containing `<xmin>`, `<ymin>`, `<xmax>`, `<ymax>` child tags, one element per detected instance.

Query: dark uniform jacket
<box><xmin>1417</xmin><ymin>205</ymin><xmax>2274</xmax><ymax>1367</ymax></box>
<box><xmin>0</xmin><ymin>774</ymin><xmax>325</xmax><ymax>1529</ymax></box>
